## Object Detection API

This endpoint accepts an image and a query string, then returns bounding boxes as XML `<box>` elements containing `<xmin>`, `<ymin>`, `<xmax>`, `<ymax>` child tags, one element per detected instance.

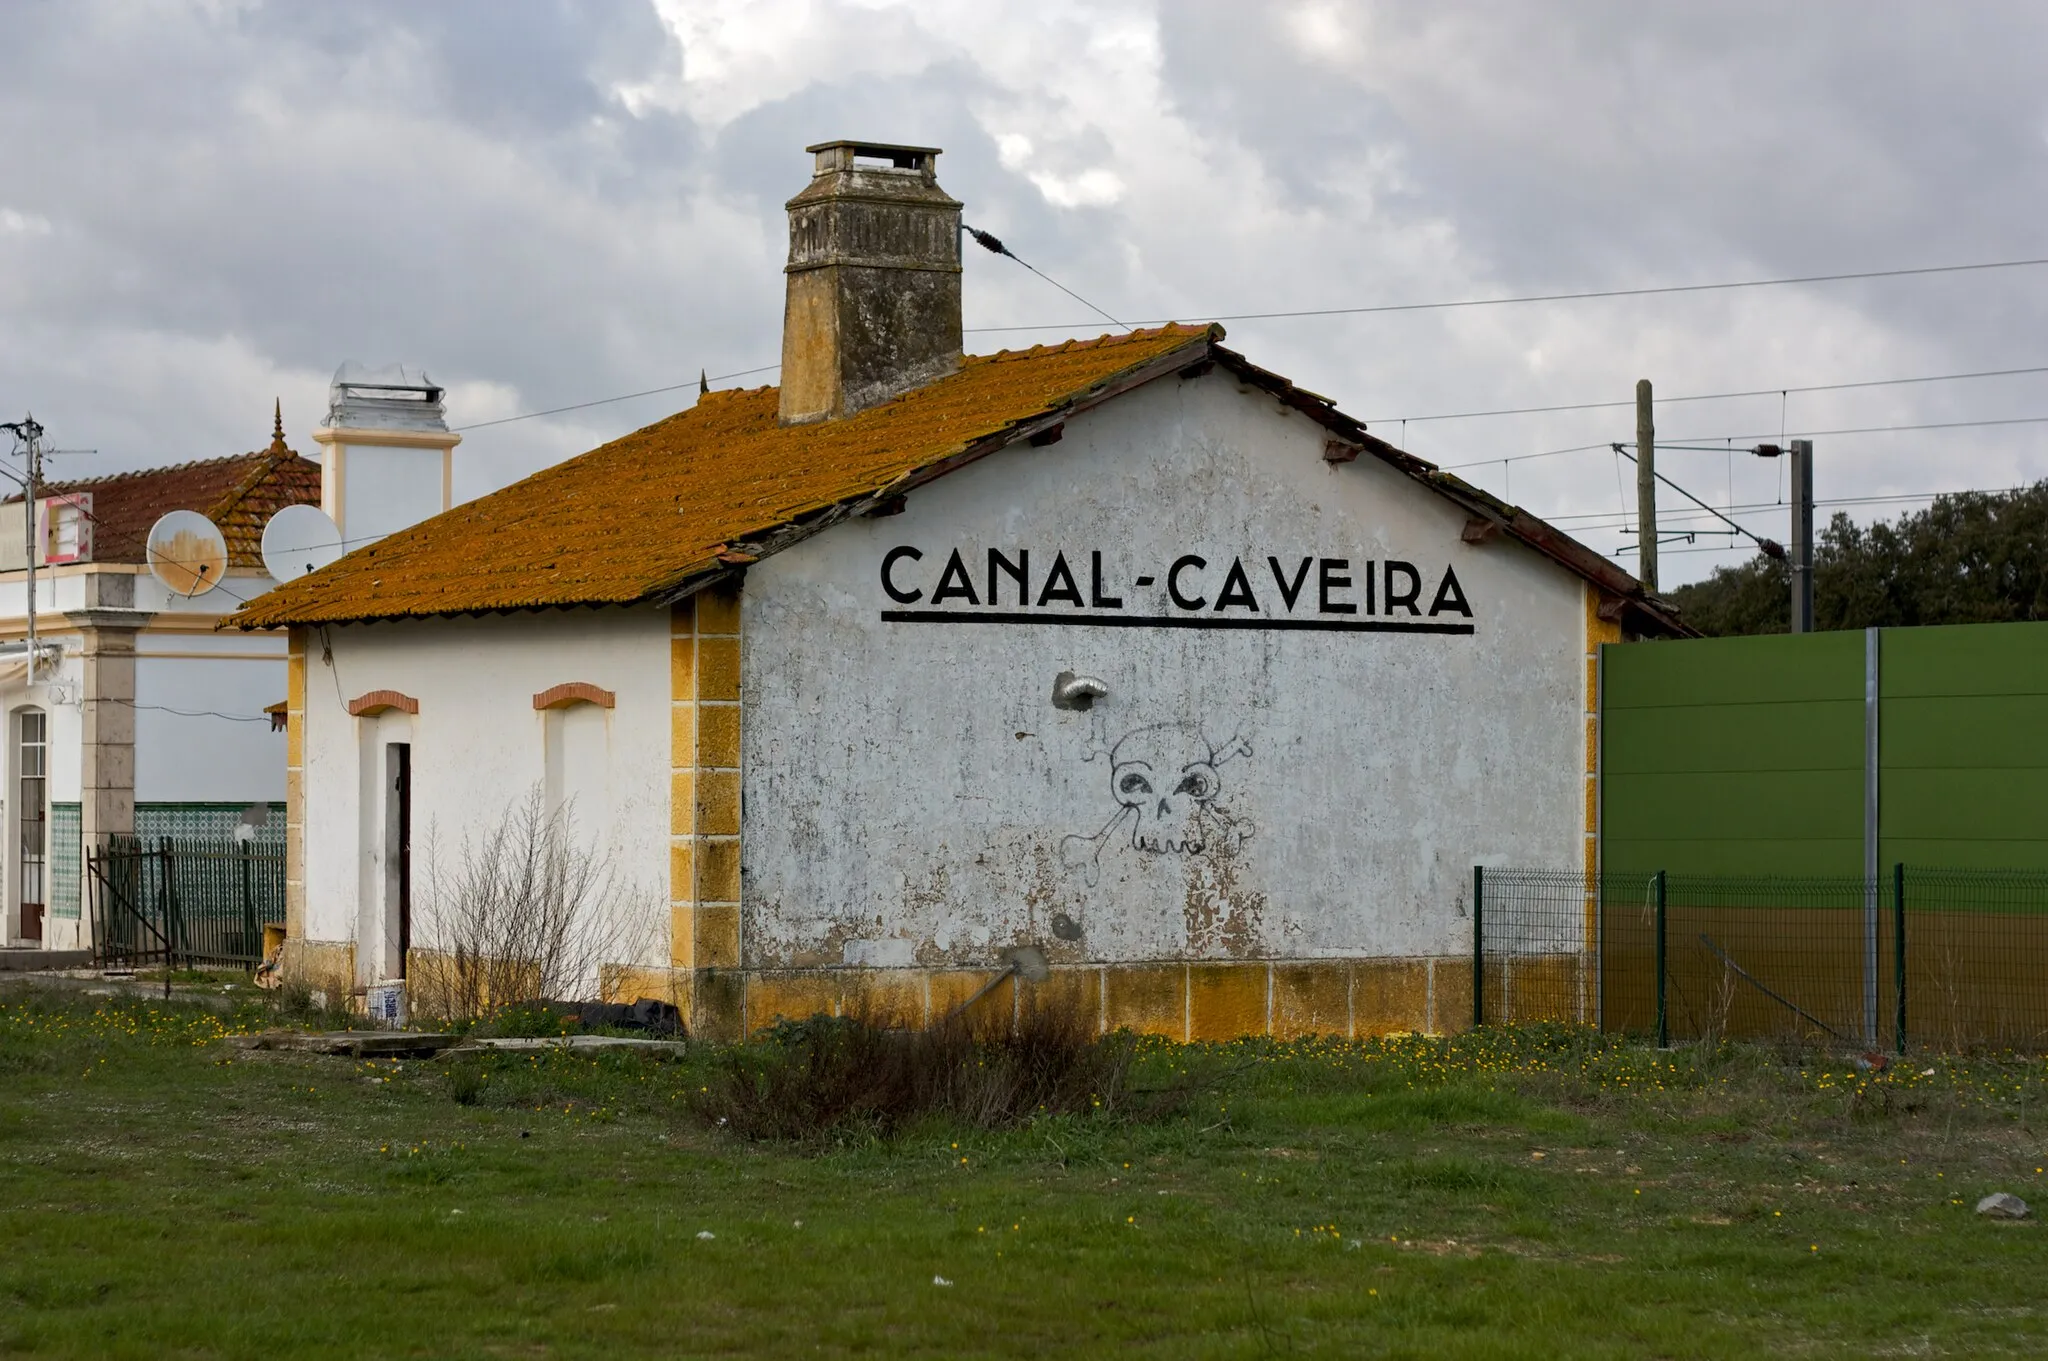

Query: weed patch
<box><xmin>692</xmin><ymin>1007</ymin><xmax>1172</xmax><ymax>1141</ymax></box>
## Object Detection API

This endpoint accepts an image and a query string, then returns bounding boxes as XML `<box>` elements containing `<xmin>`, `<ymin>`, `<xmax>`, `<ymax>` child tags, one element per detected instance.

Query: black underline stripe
<box><xmin>879</xmin><ymin>609</ymin><xmax>1476</xmax><ymax>635</ymax></box>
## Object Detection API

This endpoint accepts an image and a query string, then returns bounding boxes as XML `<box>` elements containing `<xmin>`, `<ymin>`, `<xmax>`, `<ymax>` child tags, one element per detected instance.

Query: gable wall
<box><xmin>737</xmin><ymin>368</ymin><xmax>1590</xmax><ymax>1025</ymax></box>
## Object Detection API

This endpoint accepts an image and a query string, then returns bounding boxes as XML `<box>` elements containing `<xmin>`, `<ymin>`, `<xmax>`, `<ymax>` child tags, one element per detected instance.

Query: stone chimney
<box><xmin>778</xmin><ymin>141</ymin><xmax>963</xmax><ymax>424</ymax></box>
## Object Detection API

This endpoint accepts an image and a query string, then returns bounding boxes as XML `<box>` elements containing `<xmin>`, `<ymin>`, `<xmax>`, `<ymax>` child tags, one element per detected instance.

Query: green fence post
<box><xmin>240</xmin><ymin>841</ymin><xmax>255</xmax><ymax>965</ymax></box>
<box><xmin>1472</xmin><ymin>865</ymin><xmax>1485</xmax><ymax>1029</ymax></box>
<box><xmin>163</xmin><ymin>838</ymin><xmax>182</xmax><ymax>981</ymax></box>
<box><xmin>1893</xmin><ymin>863</ymin><xmax>1906</xmax><ymax>1056</ymax></box>
<box><xmin>1654</xmin><ymin>870</ymin><xmax>1669</xmax><ymax>1048</ymax></box>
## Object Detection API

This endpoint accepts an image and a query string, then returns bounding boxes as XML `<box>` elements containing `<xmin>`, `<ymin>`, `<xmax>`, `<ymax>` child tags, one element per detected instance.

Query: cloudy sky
<box><xmin>3</xmin><ymin>0</ymin><xmax>2045</xmax><ymax>585</ymax></box>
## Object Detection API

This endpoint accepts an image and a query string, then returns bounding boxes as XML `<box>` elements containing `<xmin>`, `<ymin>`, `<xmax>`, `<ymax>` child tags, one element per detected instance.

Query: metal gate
<box><xmin>87</xmin><ymin>836</ymin><xmax>283</xmax><ymax>968</ymax></box>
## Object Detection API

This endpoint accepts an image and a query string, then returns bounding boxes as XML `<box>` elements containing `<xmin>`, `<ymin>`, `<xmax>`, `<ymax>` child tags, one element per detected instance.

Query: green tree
<box><xmin>1667</xmin><ymin>480</ymin><xmax>2048</xmax><ymax>636</ymax></box>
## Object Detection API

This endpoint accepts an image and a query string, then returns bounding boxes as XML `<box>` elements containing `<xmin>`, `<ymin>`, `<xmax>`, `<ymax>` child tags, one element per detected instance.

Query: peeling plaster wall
<box><xmin>298</xmin><ymin>608</ymin><xmax>672</xmax><ymax>986</ymax></box>
<box><xmin>740</xmin><ymin>370</ymin><xmax>1584</xmax><ymax>970</ymax></box>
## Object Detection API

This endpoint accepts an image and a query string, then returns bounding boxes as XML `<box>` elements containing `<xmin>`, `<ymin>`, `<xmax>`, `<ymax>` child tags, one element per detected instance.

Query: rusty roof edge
<box><xmin>1445</xmin><ymin>479</ymin><xmax>1695</xmax><ymax>636</ymax></box>
<box><xmin>1207</xmin><ymin>344</ymin><xmax>1694</xmax><ymax>639</ymax></box>
<box><xmin>647</xmin><ymin>330</ymin><xmax>1219</xmax><ymax>607</ymax></box>
<box><xmin>223</xmin><ymin>590</ymin><xmax>663</xmax><ymax>633</ymax></box>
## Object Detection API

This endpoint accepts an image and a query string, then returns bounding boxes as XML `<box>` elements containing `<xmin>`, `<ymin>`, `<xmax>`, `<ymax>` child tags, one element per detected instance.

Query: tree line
<box><xmin>1666</xmin><ymin>480</ymin><xmax>2048</xmax><ymax>636</ymax></box>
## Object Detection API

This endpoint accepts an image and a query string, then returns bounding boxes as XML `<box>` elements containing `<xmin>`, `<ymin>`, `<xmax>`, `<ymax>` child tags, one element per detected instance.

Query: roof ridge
<box><xmin>973</xmin><ymin>322</ymin><xmax>1213</xmax><ymax>367</ymax></box>
<box><xmin>206</xmin><ymin>448</ymin><xmax>304</xmax><ymax>526</ymax></box>
<box><xmin>23</xmin><ymin>449</ymin><xmax>278</xmax><ymax>499</ymax></box>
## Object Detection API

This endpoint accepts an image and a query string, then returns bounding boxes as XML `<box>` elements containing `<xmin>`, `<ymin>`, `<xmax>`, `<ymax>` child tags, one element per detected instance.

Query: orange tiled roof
<box><xmin>18</xmin><ymin>408</ymin><xmax>320</xmax><ymax>569</ymax></box>
<box><xmin>231</xmin><ymin>325</ymin><xmax>1216</xmax><ymax>628</ymax></box>
<box><xmin>230</xmin><ymin>323</ymin><xmax>1693</xmax><ymax>637</ymax></box>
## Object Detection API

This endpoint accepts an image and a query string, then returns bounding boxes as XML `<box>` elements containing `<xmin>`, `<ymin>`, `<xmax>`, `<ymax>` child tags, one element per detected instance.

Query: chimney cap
<box><xmin>326</xmin><ymin>362</ymin><xmax>448</xmax><ymax>432</ymax></box>
<box><xmin>805</xmin><ymin>140</ymin><xmax>942</xmax><ymax>173</ymax></box>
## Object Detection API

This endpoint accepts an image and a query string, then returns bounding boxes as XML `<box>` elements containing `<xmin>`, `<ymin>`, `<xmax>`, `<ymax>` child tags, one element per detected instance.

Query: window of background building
<box><xmin>17</xmin><ymin>709</ymin><xmax>46</xmax><ymax>942</ymax></box>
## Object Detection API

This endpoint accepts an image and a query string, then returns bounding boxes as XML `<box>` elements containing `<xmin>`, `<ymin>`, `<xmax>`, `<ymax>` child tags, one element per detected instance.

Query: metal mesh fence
<box><xmin>1470</xmin><ymin>867</ymin><xmax>1600</xmax><ymax>1028</ymax></box>
<box><xmin>1895</xmin><ymin>868</ymin><xmax>2048</xmax><ymax>1053</ymax></box>
<box><xmin>1477</xmin><ymin>865</ymin><xmax>2048</xmax><ymax>1052</ymax></box>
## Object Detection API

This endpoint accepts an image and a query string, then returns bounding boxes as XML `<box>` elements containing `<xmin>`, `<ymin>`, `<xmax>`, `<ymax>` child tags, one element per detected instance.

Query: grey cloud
<box><xmin>2</xmin><ymin>1</ymin><xmax>2045</xmax><ymax>585</ymax></box>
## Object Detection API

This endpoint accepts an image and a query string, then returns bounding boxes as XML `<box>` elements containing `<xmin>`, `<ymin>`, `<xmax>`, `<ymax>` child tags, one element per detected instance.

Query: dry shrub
<box><xmin>693</xmin><ymin>1004</ymin><xmax>1170</xmax><ymax>1141</ymax></box>
<box><xmin>414</xmin><ymin>786</ymin><xmax>659</xmax><ymax>1023</ymax></box>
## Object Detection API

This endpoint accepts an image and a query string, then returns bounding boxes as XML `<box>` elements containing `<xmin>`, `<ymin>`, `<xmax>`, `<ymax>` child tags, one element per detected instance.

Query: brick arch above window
<box><xmin>532</xmin><ymin>682</ymin><xmax>616</xmax><ymax>712</ymax></box>
<box><xmin>346</xmin><ymin>690</ymin><xmax>419</xmax><ymax>717</ymax></box>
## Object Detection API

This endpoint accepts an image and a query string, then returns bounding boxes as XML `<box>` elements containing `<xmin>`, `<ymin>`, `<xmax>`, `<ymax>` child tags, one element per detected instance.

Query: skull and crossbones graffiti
<box><xmin>1060</xmin><ymin>721</ymin><xmax>1254</xmax><ymax>886</ymax></box>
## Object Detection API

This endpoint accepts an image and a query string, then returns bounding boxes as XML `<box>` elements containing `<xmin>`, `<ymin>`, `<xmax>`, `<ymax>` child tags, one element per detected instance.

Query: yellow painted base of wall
<box><xmin>278</xmin><ymin>939</ymin><xmax>355</xmax><ymax>1003</ymax></box>
<box><xmin>283</xmin><ymin>950</ymin><xmax>1585</xmax><ymax>1041</ymax></box>
<box><xmin>600</xmin><ymin>964</ymin><xmax>694</xmax><ymax>1015</ymax></box>
<box><xmin>596</xmin><ymin>957</ymin><xmax>1513</xmax><ymax>1042</ymax></box>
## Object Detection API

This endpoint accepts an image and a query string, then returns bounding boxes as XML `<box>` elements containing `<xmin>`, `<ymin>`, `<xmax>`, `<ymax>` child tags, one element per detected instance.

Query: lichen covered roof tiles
<box><xmin>231</xmin><ymin>325</ymin><xmax>1214</xmax><ymax>629</ymax></box>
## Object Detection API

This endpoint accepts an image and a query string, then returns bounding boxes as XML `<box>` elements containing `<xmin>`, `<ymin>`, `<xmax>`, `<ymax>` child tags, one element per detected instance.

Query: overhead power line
<box><xmin>448</xmin><ymin>249</ymin><xmax>2048</xmax><ymax>429</ymax></box>
<box><xmin>1544</xmin><ymin>484</ymin><xmax>2038</xmax><ymax>532</ymax></box>
<box><xmin>1437</xmin><ymin>412</ymin><xmax>2048</xmax><ymax>474</ymax></box>
<box><xmin>963</xmin><ymin>253</ymin><xmax>2048</xmax><ymax>335</ymax></box>
<box><xmin>451</xmin><ymin>363</ymin><xmax>781</xmax><ymax>433</ymax></box>
<box><xmin>1438</xmin><ymin>442</ymin><xmax>1617</xmax><ymax>473</ymax></box>
<box><xmin>445</xmin><ymin>254</ymin><xmax>2048</xmax><ymax>435</ymax></box>
<box><xmin>1657</xmin><ymin>413</ymin><xmax>2048</xmax><ymax>444</ymax></box>
<box><xmin>1608</xmin><ymin>443</ymin><xmax>1782</xmax><ymax>559</ymax></box>
<box><xmin>962</xmin><ymin>224</ymin><xmax>1130</xmax><ymax>332</ymax></box>
<box><xmin>1364</xmin><ymin>363</ymin><xmax>2048</xmax><ymax>427</ymax></box>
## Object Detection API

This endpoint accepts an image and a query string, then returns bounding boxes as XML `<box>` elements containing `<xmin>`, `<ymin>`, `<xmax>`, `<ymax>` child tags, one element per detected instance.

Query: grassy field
<box><xmin>2</xmin><ymin>983</ymin><xmax>2046</xmax><ymax>1358</ymax></box>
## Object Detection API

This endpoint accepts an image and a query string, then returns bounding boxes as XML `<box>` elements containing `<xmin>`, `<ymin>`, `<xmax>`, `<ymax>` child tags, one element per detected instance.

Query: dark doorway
<box><xmin>388</xmin><ymin>742</ymin><xmax>412</xmax><ymax>978</ymax></box>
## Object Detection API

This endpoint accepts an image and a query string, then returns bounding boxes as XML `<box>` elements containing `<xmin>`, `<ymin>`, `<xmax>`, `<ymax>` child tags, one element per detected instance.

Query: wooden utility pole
<box><xmin>1635</xmin><ymin>379</ymin><xmax>1657</xmax><ymax>591</ymax></box>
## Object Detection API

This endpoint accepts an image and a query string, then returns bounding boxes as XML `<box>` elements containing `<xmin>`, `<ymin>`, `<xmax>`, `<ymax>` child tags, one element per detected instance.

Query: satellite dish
<box><xmin>145</xmin><ymin>511</ymin><xmax>228</xmax><ymax>598</ymax></box>
<box><xmin>260</xmin><ymin>504</ymin><xmax>344</xmax><ymax>584</ymax></box>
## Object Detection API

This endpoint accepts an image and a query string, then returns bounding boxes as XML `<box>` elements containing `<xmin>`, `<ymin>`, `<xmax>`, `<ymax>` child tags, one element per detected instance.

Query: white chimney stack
<box><xmin>311</xmin><ymin>363</ymin><xmax>461</xmax><ymax>546</ymax></box>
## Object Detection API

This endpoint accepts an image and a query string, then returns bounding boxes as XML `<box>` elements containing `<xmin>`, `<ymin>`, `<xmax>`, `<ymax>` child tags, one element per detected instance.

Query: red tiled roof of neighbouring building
<box><xmin>15</xmin><ymin>404</ymin><xmax>321</xmax><ymax>568</ymax></box>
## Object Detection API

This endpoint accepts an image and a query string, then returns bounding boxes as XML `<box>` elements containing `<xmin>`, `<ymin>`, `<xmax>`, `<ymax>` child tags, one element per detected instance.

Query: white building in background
<box><xmin>241</xmin><ymin>139</ymin><xmax>1689</xmax><ymax>1039</ymax></box>
<box><xmin>0</xmin><ymin>371</ymin><xmax>458</xmax><ymax>951</ymax></box>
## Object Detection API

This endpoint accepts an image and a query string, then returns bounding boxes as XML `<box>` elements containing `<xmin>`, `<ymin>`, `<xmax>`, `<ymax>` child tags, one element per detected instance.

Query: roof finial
<box><xmin>699</xmin><ymin>369</ymin><xmax>709</xmax><ymax>397</ymax></box>
<box><xmin>270</xmin><ymin>398</ymin><xmax>287</xmax><ymax>452</ymax></box>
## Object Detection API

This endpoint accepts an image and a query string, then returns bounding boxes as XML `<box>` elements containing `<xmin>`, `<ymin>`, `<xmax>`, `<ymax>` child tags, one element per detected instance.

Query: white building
<box><xmin>1</xmin><ymin>371</ymin><xmax>459</xmax><ymax>953</ymax></box>
<box><xmin>0</xmin><ymin>415</ymin><xmax>317</xmax><ymax>949</ymax></box>
<box><xmin>238</xmin><ymin>139</ymin><xmax>1685</xmax><ymax>1038</ymax></box>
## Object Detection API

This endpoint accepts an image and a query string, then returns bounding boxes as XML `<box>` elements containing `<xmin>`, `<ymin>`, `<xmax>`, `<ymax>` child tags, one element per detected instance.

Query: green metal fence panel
<box><xmin>89</xmin><ymin>836</ymin><xmax>284</xmax><ymax>968</ymax></box>
<box><xmin>1880</xmin><ymin>622</ymin><xmax>2048</xmax><ymax>871</ymax></box>
<box><xmin>1602</xmin><ymin>631</ymin><xmax>1865</xmax><ymax>876</ymax></box>
<box><xmin>49</xmin><ymin>802</ymin><xmax>80</xmax><ymax>920</ymax></box>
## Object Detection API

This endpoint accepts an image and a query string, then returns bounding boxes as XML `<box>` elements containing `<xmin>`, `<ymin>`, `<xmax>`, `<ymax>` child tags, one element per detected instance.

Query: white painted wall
<box><xmin>299</xmin><ymin>608</ymin><xmax>672</xmax><ymax>988</ymax></box>
<box><xmin>0</xmin><ymin>565</ymin><xmax>276</xmax><ymax>619</ymax></box>
<box><xmin>0</xmin><ymin>654</ymin><xmax>82</xmax><ymax>948</ymax></box>
<box><xmin>0</xmin><ymin>570</ymin><xmax>283</xmax><ymax>948</ymax></box>
<box><xmin>333</xmin><ymin>444</ymin><xmax>446</xmax><ymax>546</ymax></box>
<box><xmin>740</xmin><ymin>370</ymin><xmax>1586</xmax><ymax>969</ymax></box>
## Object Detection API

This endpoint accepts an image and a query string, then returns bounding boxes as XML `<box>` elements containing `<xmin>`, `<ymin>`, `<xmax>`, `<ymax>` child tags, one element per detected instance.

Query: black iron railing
<box><xmin>88</xmin><ymin>836</ymin><xmax>283</xmax><ymax>969</ymax></box>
